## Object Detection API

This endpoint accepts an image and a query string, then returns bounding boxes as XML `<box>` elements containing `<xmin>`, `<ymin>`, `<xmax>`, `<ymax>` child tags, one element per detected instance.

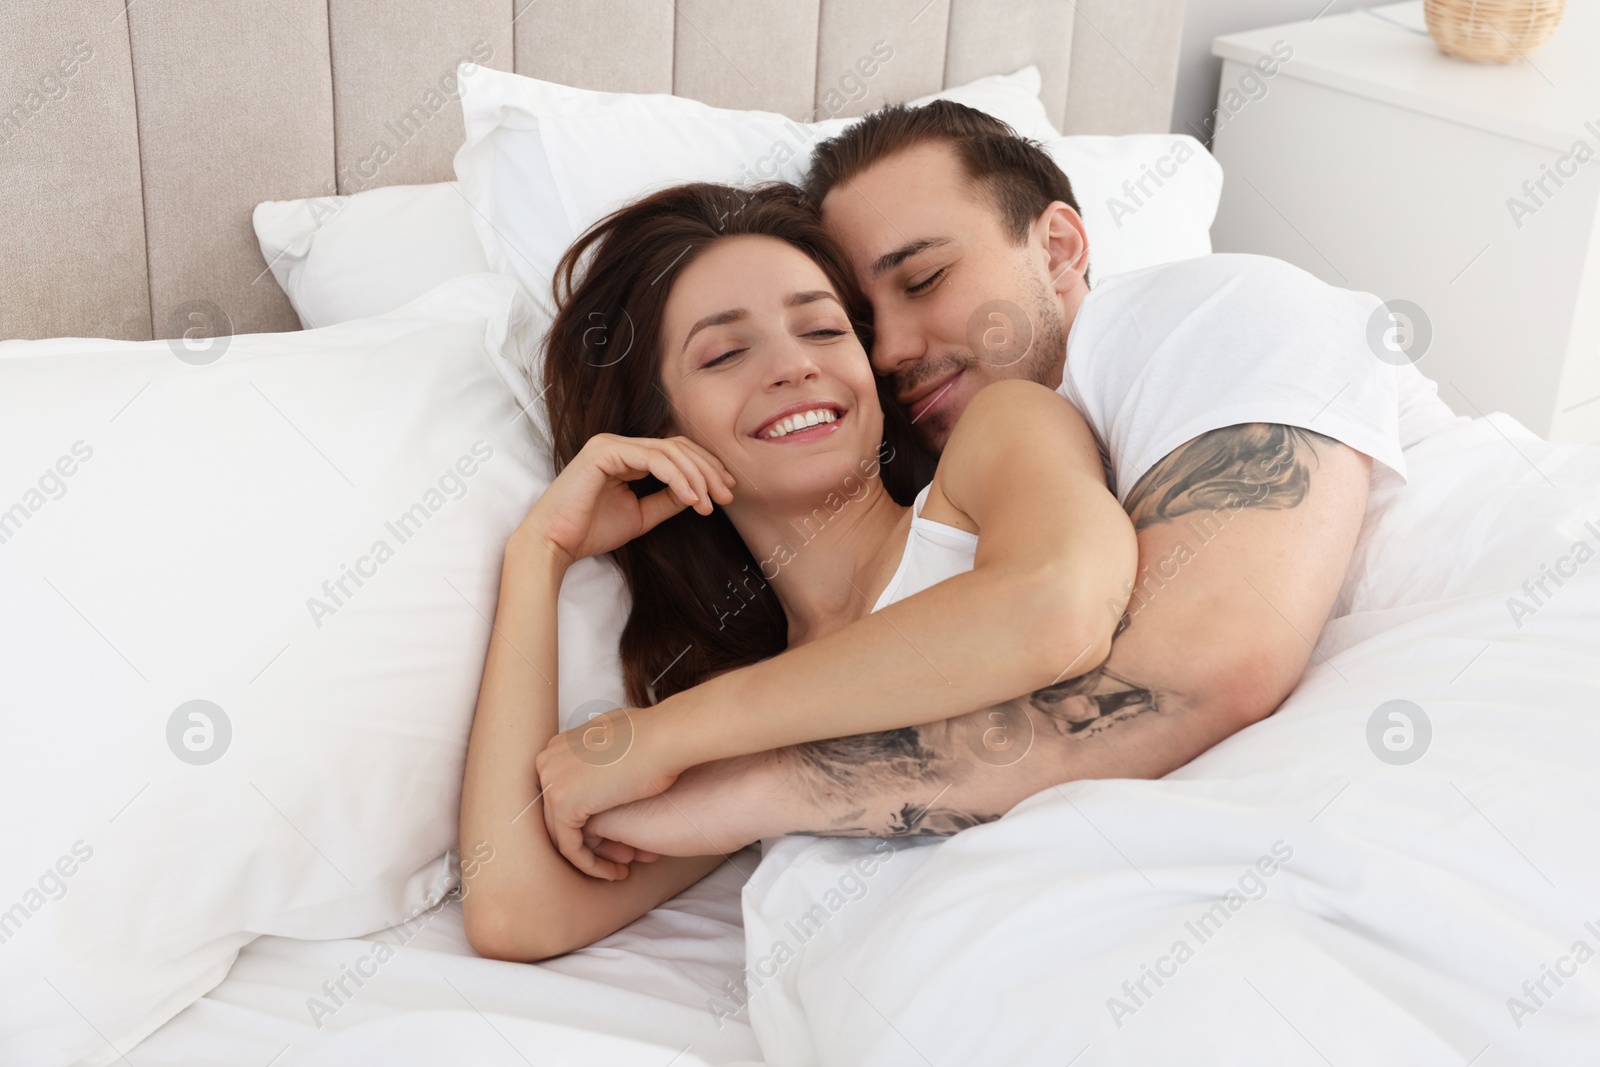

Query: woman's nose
<box><xmin>766</xmin><ymin>343</ymin><xmax>822</xmax><ymax>388</ymax></box>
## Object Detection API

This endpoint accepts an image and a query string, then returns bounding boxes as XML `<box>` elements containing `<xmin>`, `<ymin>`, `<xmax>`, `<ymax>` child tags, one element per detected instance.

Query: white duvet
<box><xmin>740</xmin><ymin>412</ymin><xmax>1600</xmax><ymax>1067</ymax></box>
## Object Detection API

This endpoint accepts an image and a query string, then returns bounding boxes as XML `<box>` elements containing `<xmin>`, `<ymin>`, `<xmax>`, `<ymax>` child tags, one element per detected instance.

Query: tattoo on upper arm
<box><xmin>1122</xmin><ymin>424</ymin><xmax>1336</xmax><ymax>531</ymax></box>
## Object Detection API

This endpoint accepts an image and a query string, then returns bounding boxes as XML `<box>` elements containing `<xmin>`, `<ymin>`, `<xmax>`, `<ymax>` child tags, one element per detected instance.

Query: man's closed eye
<box><xmin>907</xmin><ymin>267</ymin><xmax>946</xmax><ymax>295</ymax></box>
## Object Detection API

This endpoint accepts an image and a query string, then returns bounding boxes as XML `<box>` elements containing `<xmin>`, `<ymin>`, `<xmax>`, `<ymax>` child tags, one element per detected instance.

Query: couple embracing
<box><xmin>458</xmin><ymin>98</ymin><xmax>1453</xmax><ymax>960</ymax></box>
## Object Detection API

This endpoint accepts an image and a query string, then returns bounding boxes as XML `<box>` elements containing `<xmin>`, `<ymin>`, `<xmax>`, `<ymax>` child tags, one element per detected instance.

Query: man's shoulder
<box><xmin>1076</xmin><ymin>253</ymin><xmax>1375</xmax><ymax>340</ymax></box>
<box><xmin>1092</xmin><ymin>252</ymin><xmax>1325</xmax><ymax>300</ymax></box>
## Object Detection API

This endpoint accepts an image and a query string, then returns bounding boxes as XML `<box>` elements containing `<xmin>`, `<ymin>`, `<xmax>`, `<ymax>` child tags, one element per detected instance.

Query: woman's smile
<box><xmin>752</xmin><ymin>401</ymin><xmax>849</xmax><ymax>443</ymax></box>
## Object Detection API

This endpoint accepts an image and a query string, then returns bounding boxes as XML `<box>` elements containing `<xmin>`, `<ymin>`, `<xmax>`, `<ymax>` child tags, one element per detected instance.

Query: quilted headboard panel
<box><xmin>0</xmin><ymin>0</ymin><xmax>1184</xmax><ymax>342</ymax></box>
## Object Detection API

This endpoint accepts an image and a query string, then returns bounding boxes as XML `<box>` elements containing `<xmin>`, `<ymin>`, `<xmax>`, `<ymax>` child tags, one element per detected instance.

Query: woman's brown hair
<box><xmin>541</xmin><ymin>182</ymin><xmax>935</xmax><ymax>707</ymax></box>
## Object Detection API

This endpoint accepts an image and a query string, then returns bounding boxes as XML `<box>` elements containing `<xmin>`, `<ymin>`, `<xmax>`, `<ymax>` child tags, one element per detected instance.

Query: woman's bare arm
<box><xmin>458</xmin><ymin>535</ymin><xmax>728</xmax><ymax>961</ymax></box>
<box><xmin>646</xmin><ymin>379</ymin><xmax>1138</xmax><ymax>769</ymax></box>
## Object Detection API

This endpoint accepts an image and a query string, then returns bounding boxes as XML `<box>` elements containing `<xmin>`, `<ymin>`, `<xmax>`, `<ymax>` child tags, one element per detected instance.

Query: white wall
<box><xmin>1172</xmin><ymin>0</ymin><xmax>1388</xmax><ymax>142</ymax></box>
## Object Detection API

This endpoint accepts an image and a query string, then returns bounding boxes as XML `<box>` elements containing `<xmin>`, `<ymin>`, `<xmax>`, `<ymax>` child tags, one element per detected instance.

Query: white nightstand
<box><xmin>1209</xmin><ymin>1</ymin><xmax>1600</xmax><ymax>446</ymax></box>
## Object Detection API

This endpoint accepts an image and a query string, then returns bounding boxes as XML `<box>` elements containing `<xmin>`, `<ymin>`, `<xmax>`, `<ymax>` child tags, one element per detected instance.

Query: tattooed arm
<box><xmin>589</xmin><ymin>423</ymin><xmax>1373</xmax><ymax>850</ymax></box>
<box><xmin>589</xmin><ymin>660</ymin><xmax>1190</xmax><ymax>847</ymax></box>
<box><xmin>778</xmin><ymin>665</ymin><xmax>1180</xmax><ymax>837</ymax></box>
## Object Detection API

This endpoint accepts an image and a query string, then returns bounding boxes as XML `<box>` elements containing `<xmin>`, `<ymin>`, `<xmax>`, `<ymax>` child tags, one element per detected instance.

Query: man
<box><xmin>590</xmin><ymin>100</ymin><xmax>1460</xmax><ymax>850</ymax></box>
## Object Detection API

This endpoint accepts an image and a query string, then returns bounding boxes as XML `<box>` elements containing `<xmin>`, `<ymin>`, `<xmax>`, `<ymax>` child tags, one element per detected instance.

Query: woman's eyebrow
<box><xmin>681</xmin><ymin>292</ymin><xmax>841</xmax><ymax>352</ymax></box>
<box><xmin>787</xmin><ymin>290</ymin><xmax>840</xmax><ymax>308</ymax></box>
<box><xmin>681</xmin><ymin>308</ymin><xmax>748</xmax><ymax>353</ymax></box>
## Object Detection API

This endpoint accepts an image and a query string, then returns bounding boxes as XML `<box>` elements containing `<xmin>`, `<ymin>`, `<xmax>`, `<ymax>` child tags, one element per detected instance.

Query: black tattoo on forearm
<box><xmin>886</xmin><ymin>804</ymin><xmax>1000</xmax><ymax>836</ymax></box>
<box><xmin>1123</xmin><ymin>423</ymin><xmax>1334</xmax><ymax>531</ymax></box>
<box><xmin>793</xmin><ymin>726</ymin><xmax>943</xmax><ymax>791</ymax></box>
<box><xmin>790</xmin><ymin>805</ymin><xmax>1001</xmax><ymax>838</ymax></box>
<box><xmin>788</xmin><ymin>666</ymin><xmax>1168</xmax><ymax>838</ymax></box>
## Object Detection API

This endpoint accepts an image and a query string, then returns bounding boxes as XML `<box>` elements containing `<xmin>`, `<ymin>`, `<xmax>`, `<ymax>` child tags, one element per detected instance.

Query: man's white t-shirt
<box><xmin>1057</xmin><ymin>253</ymin><xmax>1465</xmax><ymax>506</ymax></box>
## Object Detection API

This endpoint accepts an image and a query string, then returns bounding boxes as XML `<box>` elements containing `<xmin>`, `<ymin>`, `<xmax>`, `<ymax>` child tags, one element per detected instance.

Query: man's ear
<box><xmin>1037</xmin><ymin>201</ymin><xmax>1090</xmax><ymax>294</ymax></box>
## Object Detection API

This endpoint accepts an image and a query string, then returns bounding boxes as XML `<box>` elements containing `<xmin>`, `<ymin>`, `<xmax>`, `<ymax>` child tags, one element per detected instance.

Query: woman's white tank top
<box><xmin>869</xmin><ymin>483</ymin><xmax>979</xmax><ymax>613</ymax></box>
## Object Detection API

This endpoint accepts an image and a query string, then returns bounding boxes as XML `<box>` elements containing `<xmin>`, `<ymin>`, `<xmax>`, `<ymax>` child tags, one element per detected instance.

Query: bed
<box><xmin>128</xmin><ymin>849</ymin><xmax>767</xmax><ymax>1066</ymax></box>
<box><xmin>6</xmin><ymin>3</ymin><xmax>1599</xmax><ymax>1066</ymax></box>
<box><xmin>1</xmin><ymin>3</ymin><xmax>1187</xmax><ymax>1066</ymax></box>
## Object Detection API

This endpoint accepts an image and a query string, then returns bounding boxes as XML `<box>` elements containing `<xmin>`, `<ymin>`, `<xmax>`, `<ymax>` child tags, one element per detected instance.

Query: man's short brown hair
<box><xmin>803</xmin><ymin>100</ymin><xmax>1085</xmax><ymax>258</ymax></box>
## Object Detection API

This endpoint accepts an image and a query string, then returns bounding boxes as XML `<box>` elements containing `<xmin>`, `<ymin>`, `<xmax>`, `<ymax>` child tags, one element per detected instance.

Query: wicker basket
<box><xmin>1424</xmin><ymin>0</ymin><xmax>1565</xmax><ymax>62</ymax></box>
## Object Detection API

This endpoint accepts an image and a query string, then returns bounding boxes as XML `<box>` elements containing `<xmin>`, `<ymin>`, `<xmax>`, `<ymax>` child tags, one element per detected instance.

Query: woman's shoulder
<box><xmin>940</xmin><ymin>379</ymin><xmax>1094</xmax><ymax>474</ymax></box>
<box><xmin>927</xmin><ymin>378</ymin><xmax>1103</xmax><ymax>529</ymax></box>
<box><xmin>949</xmin><ymin>379</ymin><xmax>1086</xmax><ymax>441</ymax></box>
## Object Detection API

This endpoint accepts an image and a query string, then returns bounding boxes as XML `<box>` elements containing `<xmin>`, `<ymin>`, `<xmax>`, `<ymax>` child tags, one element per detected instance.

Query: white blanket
<box><xmin>130</xmin><ymin>847</ymin><xmax>763</xmax><ymax>1066</ymax></box>
<box><xmin>740</xmin><ymin>412</ymin><xmax>1600</xmax><ymax>1066</ymax></box>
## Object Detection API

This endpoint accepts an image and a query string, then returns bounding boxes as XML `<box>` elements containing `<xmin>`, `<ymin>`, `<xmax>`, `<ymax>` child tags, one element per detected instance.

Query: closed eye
<box><xmin>703</xmin><ymin>348</ymin><xmax>746</xmax><ymax>368</ymax></box>
<box><xmin>906</xmin><ymin>267</ymin><xmax>946</xmax><ymax>295</ymax></box>
<box><xmin>805</xmin><ymin>329</ymin><xmax>848</xmax><ymax>339</ymax></box>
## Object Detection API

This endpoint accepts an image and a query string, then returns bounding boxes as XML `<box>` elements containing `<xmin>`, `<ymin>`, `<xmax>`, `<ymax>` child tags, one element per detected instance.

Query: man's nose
<box><xmin>868</xmin><ymin>308</ymin><xmax>926</xmax><ymax>379</ymax></box>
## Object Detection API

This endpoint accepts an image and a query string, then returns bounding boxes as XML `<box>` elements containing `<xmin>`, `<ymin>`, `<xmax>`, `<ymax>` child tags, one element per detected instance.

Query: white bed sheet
<box><xmin>129</xmin><ymin>846</ymin><xmax>765</xmax><ymax>1067</ymax></box>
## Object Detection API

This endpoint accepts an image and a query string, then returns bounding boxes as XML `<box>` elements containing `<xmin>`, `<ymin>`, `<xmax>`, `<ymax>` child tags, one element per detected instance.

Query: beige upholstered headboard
<box><xmin>1</xmin><ymin>0</ymin><xmax>1184</xmax><ymax>343</ymax></box>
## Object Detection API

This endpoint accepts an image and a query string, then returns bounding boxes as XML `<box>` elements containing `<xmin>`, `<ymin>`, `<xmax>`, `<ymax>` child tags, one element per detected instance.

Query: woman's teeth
<box><xmin>764</xmin><ymin>409</ymin><xmax>838</xmax><ymax>439</ymax></box>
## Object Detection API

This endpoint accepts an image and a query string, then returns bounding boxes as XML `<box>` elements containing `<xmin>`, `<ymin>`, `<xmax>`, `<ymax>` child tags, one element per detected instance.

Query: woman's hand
<box><xmin>590</xmin><ymin>838</ymin><xmax>660</xmax><ymax>866</ymax></box>
<box><xmin>535</xmin><ymin>707</ymin><xmax>686</xmax><ymax>879</ymax></box>
<box><xmin>516</xmin><ymin>433</ymin><xmax>735</xmax><ymax>566</ymax></box>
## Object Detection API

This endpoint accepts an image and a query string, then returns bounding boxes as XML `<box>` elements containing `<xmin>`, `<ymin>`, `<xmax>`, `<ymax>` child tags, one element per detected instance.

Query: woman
<box><xmin>459</xmin><ymin>182</ymin><xmax>1136</xmax><ymax>962</ymax></box>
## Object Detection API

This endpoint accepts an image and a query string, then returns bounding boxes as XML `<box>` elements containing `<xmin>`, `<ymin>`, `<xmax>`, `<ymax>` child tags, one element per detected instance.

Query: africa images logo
<box><xmin>304</xmin><ymin>442</ymin><xmax>494</xmax><ymax>628</ymax></box>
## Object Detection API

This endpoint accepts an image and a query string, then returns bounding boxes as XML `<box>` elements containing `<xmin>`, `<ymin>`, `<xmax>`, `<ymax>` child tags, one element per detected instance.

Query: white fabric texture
<box><xmin>1045</xmin><ymin>134</ymin><xmax>1222</xmax><ymax>280</ymax></box>
<box><xmin>742</xmin><ymin>411</ymin><xmax>1600</xmax><ymax>1066</ymax></box>
<box><xmin>1059</xmin><ymin>253</ymin><xmax>1468</xmax><ymax>506</ymax></box>
<box><xmin>252</xmin><ymin>182</ymin><xmax>493</xmax><ymax>331</ymax></box>
<box><xmin>0</xmin><ymin>273</ymin><xmax>624</xmax><ymax>1067</ymax></box>
<box><xmin>128</xmin><ymin>846</ymin><xmax>763</xmax><ymax>1067</ymax></box>
<box><xmin>295</xmin><ymin>1016</ymin><xmax>731</xmax><ymax>1067</ymax></box>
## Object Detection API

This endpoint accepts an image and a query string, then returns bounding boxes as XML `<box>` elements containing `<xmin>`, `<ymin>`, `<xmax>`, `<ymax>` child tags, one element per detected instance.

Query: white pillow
<box><xmin>253</xmin><ymin>182</ymin><xmax>492</xmax><ymax>330</ymax></box>
<box><xmin>0</xmin><ymin>273</ymin><xmax>629</xmax><ymax>1066</ymax></box>
<box><xmin>249</xmin><ymin>69</ymin><xmax>1220</xmax><ymax>333</ymax></box>
<box><xmin>1045</xmin><ymin>134</ymin><xmax>1222</xmax><ymax>279</ymax></box>
<box><xmin>452</xmin><ymin>64</ymin><xmax>1066</xmax><ymax>310</ymax></box>
<box><xmin>250</xmin><ymin>70</ymin><xmax>1057</xmax><ymax>332</ymax></box>
<box><xmin>909</xmin><ymin>67</ymin><xmax>1063</xmax><ymax>143</ymax></box>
